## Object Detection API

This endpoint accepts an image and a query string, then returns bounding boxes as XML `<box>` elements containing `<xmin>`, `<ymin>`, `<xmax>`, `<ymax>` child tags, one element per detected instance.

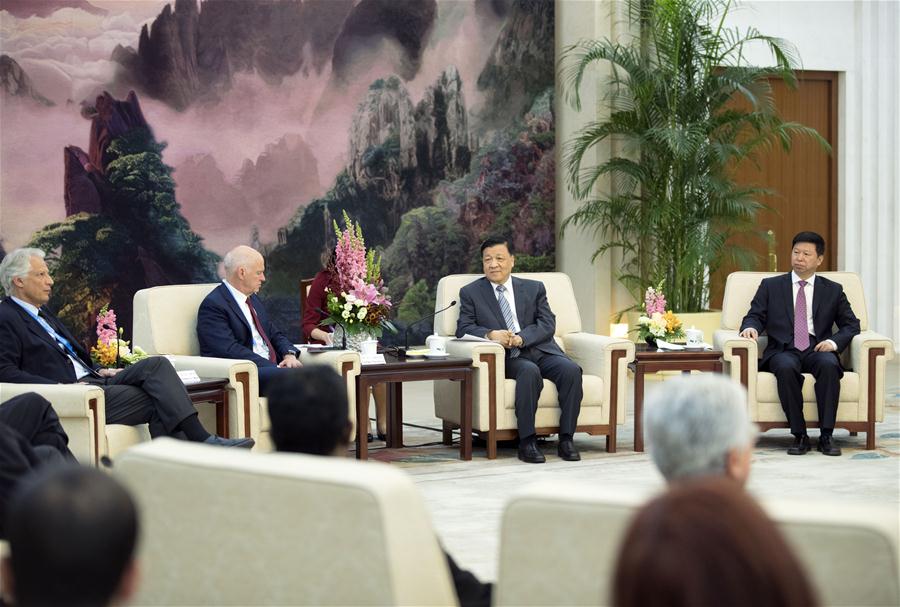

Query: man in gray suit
<box><xmin>456</xmin><ymin>237</ymin><xmax>583</xmax><ymax>463</ymax></box>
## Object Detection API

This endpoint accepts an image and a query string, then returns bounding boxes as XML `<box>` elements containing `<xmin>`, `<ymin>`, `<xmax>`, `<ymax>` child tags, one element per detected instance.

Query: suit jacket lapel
<box><xmin>512</xmin><ymin>277</ymin><xmax>527</xmax><ymax>326</ymax></box>
<box><xmin>219</xmin><ymin>283</ymin><xmax>252</xmax><ymax>334</ymax></box>
<box><xmin>811</xmin><ymin>276</ymin><xmax>823</xmax><ymax>326</ymax></box>
<box><xmin>9</xmin><ymin>300</ymin><xmax>66</xmax><ymax>353</ymax></box>
<box><xmin>781</xmin><ymin>273</ymin><xmax>794</xmax><ymax>329</ymax></box>
<box><xmin>478</xmin><ymin>278</ymin><xmax>507</xmax><ymax>329</ymax></box>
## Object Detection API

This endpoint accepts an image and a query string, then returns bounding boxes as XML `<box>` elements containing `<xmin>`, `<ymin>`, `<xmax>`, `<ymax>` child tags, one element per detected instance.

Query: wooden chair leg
<box><xmin>488</xmin><ymin>430</ymin><xmax>497</xmax><ymax>460</ymax></box>
<box><xmin>442</xmin><ymin>420</ymin><xmax>454</xmax><ymax>446</ymax></box>
<box><xmin>866</xmin><ymin>422</ymin><xmax>876</xmax><ymax>450</ymax></box>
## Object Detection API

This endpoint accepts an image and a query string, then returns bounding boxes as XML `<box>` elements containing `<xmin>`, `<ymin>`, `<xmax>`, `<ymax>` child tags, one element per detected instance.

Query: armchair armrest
<box><xmin>1</xmin><ymin>383</ymin><xmax>107</xmax><ymax>465</ymax></box>
<box><xmin>562</xmin><ymin>334</ymin><xmax>634</xmax><ymax>426</ymax></box>
<box><xmin>714</xmin><ymin>330</ymin><xmax>758</xmax><ymax>384</ymax></box>
<box><xmin>849</xmin><ymin>331</ymin><xmax>894</xmax><ymax>435</ymax></box>
<box><xmin>160</xmin><ymin>355</ymin><xmax>258</xmax><ymax>438</ymax></box>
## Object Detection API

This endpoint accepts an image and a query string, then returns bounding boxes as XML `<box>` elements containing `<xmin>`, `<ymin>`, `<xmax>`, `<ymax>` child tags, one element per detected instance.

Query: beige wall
<box><xmin>555</xmin><ymin>1</ymin><xmax>899</xmax><ymax>349</ymax></box>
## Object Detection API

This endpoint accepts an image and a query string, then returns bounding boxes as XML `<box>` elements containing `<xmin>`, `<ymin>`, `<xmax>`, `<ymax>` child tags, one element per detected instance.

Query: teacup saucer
<box><xmin>424</xmin><ymin>351</ymin><xmax>449</xmax><ymax>359</ymax></box>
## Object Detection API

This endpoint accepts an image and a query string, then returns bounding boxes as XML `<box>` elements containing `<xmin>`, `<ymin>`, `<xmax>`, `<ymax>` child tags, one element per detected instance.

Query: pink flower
<box><xmin>96</xmin><ymin>306</ymin><xmax>118</xmax><ymax>346</ymax></box>
<box><xmin>644</xmin><ymin>287</ymin><xmax>667</xmax><ymax>316</ymax></box>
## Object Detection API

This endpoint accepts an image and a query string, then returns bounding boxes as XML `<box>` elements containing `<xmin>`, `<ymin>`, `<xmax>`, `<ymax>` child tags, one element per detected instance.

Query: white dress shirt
<box><xmin>222</xmin><ymin>280</ymin><xmax>271</xmax><ymax>359</ymax></box>
<box><xmin>791</xmin><ymin>272</ymin><xmax>836</xmax><ymax>351</ymax></box>
<box><xmin>491</xmin><ymin>276</ymin><xmax>521</xmax><ymax>333</ymax></box>
<box><xmin>11</xmin><ymin>296</ymin><xmax>92</xmax><ymax>379</ymax></box>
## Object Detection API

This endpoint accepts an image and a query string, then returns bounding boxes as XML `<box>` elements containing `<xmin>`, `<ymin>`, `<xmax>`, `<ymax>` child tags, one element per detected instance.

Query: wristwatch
<box><xmin>286</xmin><ymin>349</ymin><xmax>298</xmax><ymax>358</ymax></box>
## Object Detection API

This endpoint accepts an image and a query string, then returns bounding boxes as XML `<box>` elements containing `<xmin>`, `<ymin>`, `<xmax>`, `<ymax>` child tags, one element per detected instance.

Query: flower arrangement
<box><xmin>90</xmin><ymin>305</ymin><xmax>148</xmax><ymax>368</ymax></box>
<box><xmin>322</xmin><ymin>212</ymin><xmax>396</xmax><ymax>339</ymax></box>
<box><xmin>636</xmin><ymin>283</ymin><xmax>685</xmax><ymax>344</ymax></box>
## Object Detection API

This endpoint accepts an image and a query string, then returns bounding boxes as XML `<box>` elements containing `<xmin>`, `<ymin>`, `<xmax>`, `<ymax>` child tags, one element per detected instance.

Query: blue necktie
<box><xmin>495</xmin><ymin>285</ymin><xmax>520</xmax><ymax>358</ymax></box>
<box><xmin>36</xmin><ymin>309</ymin><xmax>98</xmax><ymax>377</ymax></box>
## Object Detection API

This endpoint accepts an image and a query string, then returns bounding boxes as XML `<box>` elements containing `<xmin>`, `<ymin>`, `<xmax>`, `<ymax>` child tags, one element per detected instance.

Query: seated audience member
<box><xmin>197</xmin><ymin>245</ymin><xmax>301</xmax><ymax>396</ymax></box>
<box><xmin>301</xmin><ymin>244</ymin><xmax>387</xmax><ymax>442</ymax></box>
<box><xmin>0</xmin><ymin>392</ymin><xmax>75</xmax><ymax>538</ymax></box>
<box><xmin>644</xmin><ymin>374</ymin><xmax>756</xmax><ymax>485</ymax></box>
<box><xmin>613</xmin><ymin>477</ymin><xmax>818</xmax><ymax>607</ymax></box>
<box><xmin>1</xmin><ymin>466</ymin><xmax>140</xmax><ymax>607</ymax></box>
<box><xmin>0</xmin><ymin>248</ymin><xmax>252</xmax><ymax>449</ymax></box>
<box><xmin>267</xmin><ymin>367</ymin><xmax>492</xmax><ymax>607</ymax></box>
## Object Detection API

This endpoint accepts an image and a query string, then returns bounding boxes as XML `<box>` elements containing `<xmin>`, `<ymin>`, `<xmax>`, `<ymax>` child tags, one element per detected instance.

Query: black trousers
<box><xmin>84</xmin><ymin>356</ymin><xmax>197</xmax><ymax>437</ymax></box>
<box><xmin>505</xmin><ymin>348</ymin><xmax>582</xmax><ymax>438</ymax></box>
<box><xmin>764</xmin><ymin>337</ymin><xmax>843</xmax><ymax>435</ymax></box>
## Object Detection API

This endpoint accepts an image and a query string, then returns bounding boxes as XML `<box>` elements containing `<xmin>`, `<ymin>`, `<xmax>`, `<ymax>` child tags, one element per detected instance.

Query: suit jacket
<box><xmin>0</xmin><ymin>298</ymin><xmax>98</xmax><ymax>384</ymax></box>
<box><xmin>456</xmin><ymin>276</ymin><xmax>565</xmax><ymax>357</ymax></box>
<box><xmin>197</xmin><ymin>283</ymin><xmax>293</xmax><ymax>368</ymax></box>
<box><xmin>739</xmin><ymin>273</ymin><xmax>860</xmax><ymax>366</ymax></box>
<box><xmin>301</xmin><ymin>270</ymin><xmax>331</xmax><ymax>344</ymax></box>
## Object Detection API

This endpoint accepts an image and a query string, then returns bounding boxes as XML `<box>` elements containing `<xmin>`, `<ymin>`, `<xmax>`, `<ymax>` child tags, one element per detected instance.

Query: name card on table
<box><xmin>177</xmin><ymin>369</ymin><xmax>202</xmax><ymax>384</ymax></box>
<box><xmin>361</xmin><ymin>353</ymin><xmax>386</xmax><ymax>365</ymax></box>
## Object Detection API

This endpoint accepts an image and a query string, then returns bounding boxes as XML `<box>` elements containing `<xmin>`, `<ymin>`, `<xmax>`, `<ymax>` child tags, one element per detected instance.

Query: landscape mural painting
<box><xmin>0</xmin><ymin>0</ymin><xmax>556</xmax><ymax>346</ymax></box>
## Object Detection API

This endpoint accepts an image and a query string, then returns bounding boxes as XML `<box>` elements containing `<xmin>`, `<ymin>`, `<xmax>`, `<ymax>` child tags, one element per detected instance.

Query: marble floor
<box><xmin>366</xmin><ymin>359</ymin><xmax>900</xmax><ymax>582</ymax></box>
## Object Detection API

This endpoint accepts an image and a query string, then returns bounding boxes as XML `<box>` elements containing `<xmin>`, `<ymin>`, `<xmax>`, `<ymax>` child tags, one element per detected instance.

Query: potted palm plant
<box><xmin>560</xmin><ymin>0</ymin><xmax>829</xmax><ymax>334</ymax></box>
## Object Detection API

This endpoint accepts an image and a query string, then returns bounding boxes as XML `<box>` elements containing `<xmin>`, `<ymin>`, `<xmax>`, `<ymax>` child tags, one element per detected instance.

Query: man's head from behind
<box><xmin>644</xmin><ymin>375</ymin><xmax>756</xmax><ymax>485</ymax></box>
<box><xmin>267</xmin><ymin>366</ymin><xmax>352</xmax><ymax>456</ymax></box>
<box><xmin>2</xmin><ymin>466</ymin><xmax>139</xmax><ymax>607</ymax></box>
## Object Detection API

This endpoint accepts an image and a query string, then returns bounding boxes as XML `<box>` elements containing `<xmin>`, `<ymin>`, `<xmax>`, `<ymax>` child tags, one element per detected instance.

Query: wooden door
<box><xmin>710</xmin><ymin>71</ymin><xmax>838</xmax><ymax>308</ymax></box>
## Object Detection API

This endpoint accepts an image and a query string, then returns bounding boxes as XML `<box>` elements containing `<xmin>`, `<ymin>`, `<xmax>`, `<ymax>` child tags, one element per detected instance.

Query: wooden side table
<box><xmin>631</xmin><ymin>345</ymin><xmax>723</xmax><ymax>452</ymax></box>
<box><xmin>355</xmin><ymin>354</ymin><xmax>473</xmax><ymax>460</ymax></box>
<box><xmin>185</xmin><ymin>378</ymin><xmax>230</xmax><ymax>438</ymax></box>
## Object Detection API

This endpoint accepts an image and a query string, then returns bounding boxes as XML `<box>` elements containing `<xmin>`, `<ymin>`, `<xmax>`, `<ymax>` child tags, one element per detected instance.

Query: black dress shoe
<box><xmin>817</xmin><ymin>434</ymin><xmax>842</xmax><ymax>456</ymax></box>
<box><xmin>377</xmin><ymin>432</ymin><xmax>387</xmax><ymax>441</ymax></box>
<box><xmin>557</xmin><ymin>439</ymin><xmax>581</xmax><ymax>461</ymax></box>
<box><xmin>517</xmin><ymin>441</ymin><xmax>546</xmax><ymax>464</ymax></box>
<box><xmin>367</xmin><ymin>432</ymin><xmax>373</xmax><ymax>443</ymax></box>
<box><xmin>787</xmin><ymin>435</ymin><xmax>811</xmax><ymax>455</ymax></box>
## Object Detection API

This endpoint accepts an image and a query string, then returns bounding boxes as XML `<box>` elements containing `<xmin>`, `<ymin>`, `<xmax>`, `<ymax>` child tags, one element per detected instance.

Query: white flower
<box><xmin>357</xmin><ymin>307</ymin><xmax>368</xmax><ymax>320</ymax></box>
<box><xmin>341</xmin><ymin>311</ymin><xmax>350</xmax><ymax>319</ymax></box>
<box><xmin>638</xmin><ymin>315</ymin><xmax>651</xmax><ymax>325</ymax></box>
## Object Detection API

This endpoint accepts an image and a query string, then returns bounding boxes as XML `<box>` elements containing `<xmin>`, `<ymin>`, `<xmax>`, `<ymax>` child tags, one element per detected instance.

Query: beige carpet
<box><xmin>356</xmin><ymin>360</ymin><xmax>900</xmax><ymax>582</ymax></box>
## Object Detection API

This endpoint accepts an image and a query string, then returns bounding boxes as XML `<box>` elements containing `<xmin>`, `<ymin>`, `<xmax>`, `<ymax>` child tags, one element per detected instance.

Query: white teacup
<box><xmin>685</xmin><ymin>327</ymin><xmax>703</xmax><ymax>347</ymax></box>
<box><xmin>360</xmin><ymin>339</ymin><xmax>378</xmax><ymax>357</ymax></box>
<box><xmin>425</xmin><ymin>334</ymin><xmax>447</xmax><ymax>354</ymax></box>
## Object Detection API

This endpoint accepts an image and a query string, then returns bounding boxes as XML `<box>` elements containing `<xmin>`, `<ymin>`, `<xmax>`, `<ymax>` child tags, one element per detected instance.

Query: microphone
<box><xmin>396</xmin><ymin>300</ymin><xmax>457</xmax><ymax>359</ymax></box>
<box><xmin>315</xmin><ymin>307</ymin><xmax>348</xmax><ymax>351</ymax></box>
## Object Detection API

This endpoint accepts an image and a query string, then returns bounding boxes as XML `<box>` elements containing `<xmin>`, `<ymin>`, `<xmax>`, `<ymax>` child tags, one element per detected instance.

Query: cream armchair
<box><xmin>133</xmin><ymin>284</ymin><xmax>361</xmax><ymax>451</ymax></box>
<box><xmin>1</xmin><ymin>383</ymin><xmax>107</xmax><ymax>465</ymax></box>
<box><xmin>432</xmin><ymin>273</ymin><xmax>635</xmax><ymax>458</ymax></box>
<box><xmin>714</xmin><ymin>272</ymin><xmax>894</xmax><ymax>449</ymax></box>
<box><xmin>116</xmin><ymin>439</ymin><xmax>458</xmax><ymax>606</ymax></box>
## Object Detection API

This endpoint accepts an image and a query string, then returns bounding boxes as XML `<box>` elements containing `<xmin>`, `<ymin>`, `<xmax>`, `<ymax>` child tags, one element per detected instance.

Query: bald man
<box><xmin>197</xmin><ymin>246</ymin><xmax>301</xmax><ymax>395</ymax></box>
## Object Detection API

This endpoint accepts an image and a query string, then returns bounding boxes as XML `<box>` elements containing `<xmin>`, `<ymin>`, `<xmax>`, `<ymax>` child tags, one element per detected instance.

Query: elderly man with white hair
<box><xmin>196</xmin><ymin>245</ymin><xmax>301</xmax><ymax>396</ymax></box>
<box><xmin>644</xmin><ymin>374</ymin><xmax>757</xmax><ymax>485</ymax></box>
<box><xmin>0</xmin><ymin>247</ymin><xmax>253</xmax><ymax>449</ymax></box>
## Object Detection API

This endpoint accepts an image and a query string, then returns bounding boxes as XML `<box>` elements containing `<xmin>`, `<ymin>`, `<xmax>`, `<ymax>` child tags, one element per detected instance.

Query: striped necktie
<box><xmin>794</xmin><ymin>280</ymin><xmax>810</xmax><ymax>351</ymax></box>
<box><xmin>495</xmin><ymin>285</ymin><xmax>520</xmax><ymax>358</ymax></box>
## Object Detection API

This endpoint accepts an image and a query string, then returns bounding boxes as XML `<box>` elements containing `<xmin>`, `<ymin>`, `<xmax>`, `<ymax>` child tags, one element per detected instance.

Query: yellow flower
<box><xmin>663</xmin><ymin>310</ymin><xmax>682</xmax><ymax>332</ymax></box>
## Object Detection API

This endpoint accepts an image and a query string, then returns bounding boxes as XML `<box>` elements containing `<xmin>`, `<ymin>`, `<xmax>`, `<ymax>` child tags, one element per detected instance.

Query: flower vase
<box><xmin>645</xmin><ymin>336</ymin><xmax>657</xmax><ymax>348</ymax></box>
<box><xmin>333</xmin><ymin>325</ymin><xmax>376</xmax><ymax>352</ymax></box>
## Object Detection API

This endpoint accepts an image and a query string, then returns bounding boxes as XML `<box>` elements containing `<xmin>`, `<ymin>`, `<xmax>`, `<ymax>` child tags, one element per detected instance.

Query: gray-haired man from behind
<box><xmin>644</xmin><ymin>374</ymin><xmax>757</xmax><ymax>486</ymax></box>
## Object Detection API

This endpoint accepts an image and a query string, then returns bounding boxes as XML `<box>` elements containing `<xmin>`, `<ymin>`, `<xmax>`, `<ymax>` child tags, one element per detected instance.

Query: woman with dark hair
<box><xmin>301</xmin><ymin>246</ymin><xmax>387</xmax><ymax>441</ymax></box>
<box><xmin>613</xmin><ymin>477</ymin><xmax>818</xmax><ymax>607</ymax></box>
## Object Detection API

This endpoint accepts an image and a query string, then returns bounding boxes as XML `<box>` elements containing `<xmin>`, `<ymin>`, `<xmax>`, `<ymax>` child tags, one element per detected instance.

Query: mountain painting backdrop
<box><xmin>0</xmin><ymin>0</ymin><xmax>556</xmax><ymax>345</ymax></box>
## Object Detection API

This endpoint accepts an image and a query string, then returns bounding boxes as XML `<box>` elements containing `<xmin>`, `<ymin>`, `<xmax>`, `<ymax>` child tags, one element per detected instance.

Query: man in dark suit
<box><xmin>739</xmin><ymin>232</ymin><xmax>860</xmax><ymax>456</ymax></box>
<box><xmin>0</xmin><ymin>247</ymin><xmax>253</xmax><ymax>449</ymax></box>
<box><xmin>197</xmin><ymin>245</ymin><xmax>301</xmax><ymax>396</ymax></box>
<box><xmin>456</xmin><ymin>237</ymin><xmax>583</xmax><ymax>464</ymax></box>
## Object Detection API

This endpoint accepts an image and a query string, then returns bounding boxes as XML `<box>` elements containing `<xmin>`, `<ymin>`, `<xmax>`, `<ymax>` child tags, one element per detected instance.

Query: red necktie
<box><xmin>794</xmin><ymin>280</ymin><xmax>810</xmax><ymax>351</ymax></box>
<box><xmin>246</xmin><ymin>297</ymin><xmax>276</xmax><ymax>362</ymax></box>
